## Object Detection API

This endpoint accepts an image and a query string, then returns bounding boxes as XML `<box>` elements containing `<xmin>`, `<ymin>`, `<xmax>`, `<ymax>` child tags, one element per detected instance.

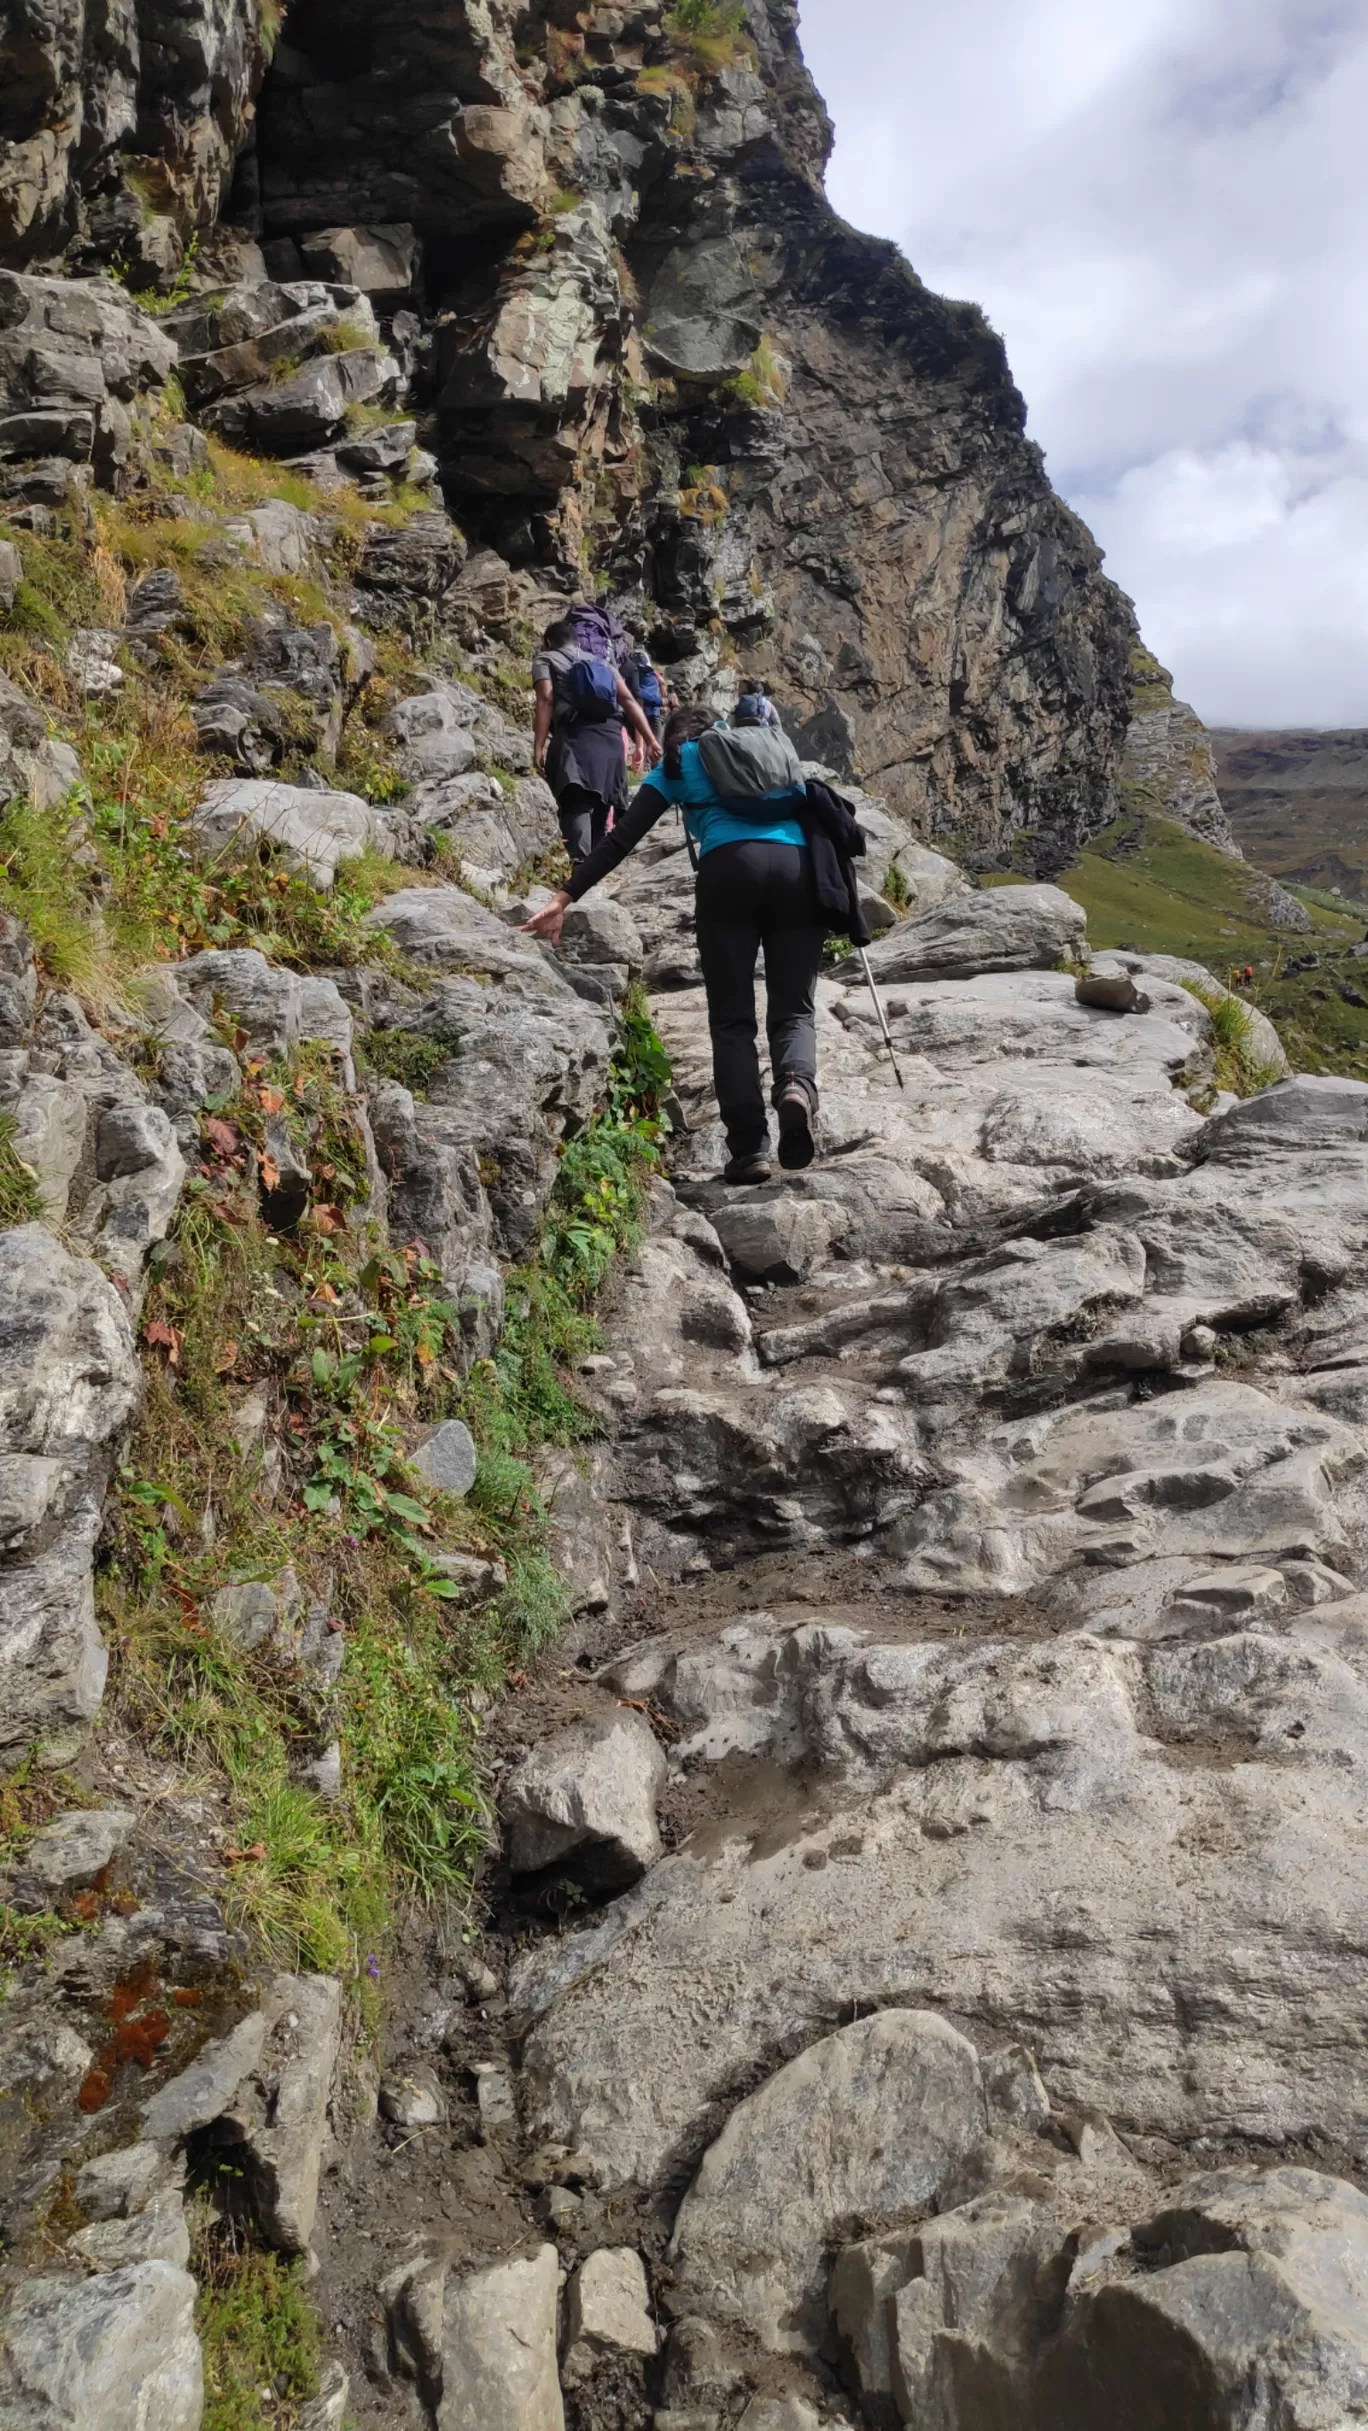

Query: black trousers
<box><xmin>695</xmin><ymin>841</ymin><xmax>825</xmax><ymax>1154</ymax></box>
<box><xmin>557</xmin><ymin>784</ymin><xmax>612</xmax><ymax>865</ymax></box>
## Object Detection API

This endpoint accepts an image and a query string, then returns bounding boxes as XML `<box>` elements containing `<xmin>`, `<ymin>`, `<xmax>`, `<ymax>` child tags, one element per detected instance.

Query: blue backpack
<box><xmin>636</xmin><ymin>657</ymin><xmax>663</xmax><ymax>713</ymax></box>
<box><xmin>565</xmin><ymin>653</ymin><xmax>619</xmax><ymax>720</ymax></box>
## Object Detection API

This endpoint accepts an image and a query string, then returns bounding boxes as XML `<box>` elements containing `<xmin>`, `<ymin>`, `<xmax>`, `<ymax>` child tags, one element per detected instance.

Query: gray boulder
<box><xmin>141</xmin><ymin>2009</ymin><xmax>269</xmax><ymax>2146</ymax></box>
<box><xmin>204</xmin><ymin>347</ymin><xmax>398</xmax><ymax>454</ymax></box>
<box><xmin>167</xmin><ymin>950</ymin><xmax>352</xmax><ymax>1070</ymax></box>
<box><xmin>857</xmin><ymin>883</ymin><xmax>1086</xmax><ymax>983</ymax></box>
<box><xmin>562</xmin><ymin>2248</ymin><xmax>657</xmax><ymax>2386</ymax></box>
<box><xmin>890</xmin><ymin>839</ymin><xmax>971</xmax><ymax>916</ymax></box>
<box><xmin>336</xmin><ymin>419</ymin><xmax>418</xmax><ymax>475</ymax></box>
<box><xmin>6</xmin><ymin>1807</ymin><xmax>133</xmax><ymax>1908</ymax></box>
<box><xmin>709</xmin><ymin>1196</ymin><xmax>847</xmax><ymax>1283</ymax></box>
<box><xmin>190</xmin><ymin>777</ymin><xmax>391</xmax><ymax>889</ymax></box>
<box><xmin>670</xmin><ymin>2012</ymin><xmax>989</xmax><ymax>2351</ymax></box>
<box><xmin>357</xmin><ymin>513</ymin><xmax>466</xmax><ymax>607</ymax></box>
<box><xmin>439</xmin><ymin>2246</ymin><xmax>564</xmax><ymax>2431</ymax></box>
<box><xmin>409</xmin><ymin>1419</ymin><xmax>478</xmax><ymax>1498</ymax></box>
<box><xmin>502</xmin><ymin>1709</ymin><xmax>666</xmax><ymax>1887</ymax></box>
<box><xmin>386</xmin><ymin>689</ymin><xmax>478</xmax><ymax>781</ymax></box>
<box><xmin>74</xmin><ymin>2142</ymin><xmax>177</xmax><ymax>2223</ymax></box>
<box><xmin>366</xmin><ymin>888</ymin><xmax>578</xmax><ymax>997</ymax></box>
<box><xmin>0</xmin><ymin>2261</ymin><xmax>202</xmax><ymax>2430</ymax></box>
<box><xmin>1039</xmin><ymin>2167</ymin><xmax>1368</xmax><ymax>2429</ymax></box>
<box><xmin>302</xmin><ymin>226</ymin><xmax>420</xmax><ymax>301</ymax></box>
<box><xmin>209</xmin><ymin>1567</ymin><xmax>302</xmax><ymax>1653</ymax></box>
<box><xmin>66</xmin><ymin>2191</ymin><xmax>191</xmax><ymax>2273</ymax></box>
<box><xmin>0</xmin><ymin>272</ymin><xmax>177</xmax><ymax>493</ymax></box>
<box><xmin>560</xmin><ymin>893</ymin><xmax>644</xmax><ymax>970</ymax></box>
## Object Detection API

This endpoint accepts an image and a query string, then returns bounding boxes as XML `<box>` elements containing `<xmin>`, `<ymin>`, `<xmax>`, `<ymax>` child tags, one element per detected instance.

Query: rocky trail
<box><xmin>1</xmin><ymin>1</ymin><xmax>1367</xmax><ymax>2426</ymax></box>
<box><xmin>301</xmin><ymin>844</ymin><xmax>1368</xmax><ymax>2429</ymax></box>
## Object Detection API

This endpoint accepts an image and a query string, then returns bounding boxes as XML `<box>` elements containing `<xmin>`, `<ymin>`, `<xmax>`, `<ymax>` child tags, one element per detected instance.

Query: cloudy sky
<box><xmin>797</xmin><ymin>0</ymin><xmax>1368</xmax><ymax>729</ymax></box>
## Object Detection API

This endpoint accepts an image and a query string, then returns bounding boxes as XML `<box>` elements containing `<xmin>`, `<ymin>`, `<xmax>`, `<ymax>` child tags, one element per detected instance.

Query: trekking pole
<box><xmin>857</xmin><ymin>947</ymin><xmax>906</xmax><ymax>1089</ymax></box>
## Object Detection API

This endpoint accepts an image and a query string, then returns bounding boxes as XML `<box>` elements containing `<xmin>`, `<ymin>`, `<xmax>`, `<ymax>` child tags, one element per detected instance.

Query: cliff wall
<box><xmin>0</xmin><ymin>0</ymin><xmax>1138</xmax><ymax>867</ymax></box>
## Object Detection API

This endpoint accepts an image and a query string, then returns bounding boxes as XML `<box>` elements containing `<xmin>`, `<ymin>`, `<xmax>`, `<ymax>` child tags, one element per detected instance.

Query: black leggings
<box><xmin>694</xmin><ymin>841</ymin><xmax>825</xmax><ymax>1154</ymax></box>
<box><xmin>557</xmin><ymin>785</ymin><xmax>612</xmax><ymax>865</ymax></box>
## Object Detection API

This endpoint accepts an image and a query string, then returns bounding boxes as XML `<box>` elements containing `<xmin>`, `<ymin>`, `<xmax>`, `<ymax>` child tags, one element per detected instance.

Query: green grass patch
<box><xmin>665</xmin><ymin>0</ymin><xmax>749</xmax><ymax>68</ymax></box>
<box><xmin>357</xmin><ymin>1026</ymin><xmax>455</xmax><ymax>1095</ymax></box>
<box><xmin>1056</xmin><ymin>811</ymin><xmax>1358</xmax><ymax>970</ymax></box>
<box><xmin>1178</xmin><ymin>980</ymin><xmax>1284</xmax><ymax>1099</ymax></box>
<box><xmin>195</xmin><ymin>2228</ymin><xmax>321</xmax><ymax>2431</ymax></box>
<box><xmin>103</xmin><ymin>997</ymin><xmax>672</xmax><ymax>1988</ymax></box>
<box><xmin>0</xmin><ymin>1115</ymin><xmax>43</xmax><ymax>1229</ymax></box>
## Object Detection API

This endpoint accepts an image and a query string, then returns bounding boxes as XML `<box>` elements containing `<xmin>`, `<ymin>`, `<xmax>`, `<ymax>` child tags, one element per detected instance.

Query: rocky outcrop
<box><xmin>0</xmin><ymin>0</ymin><xmax>267</xmax><ymax>278</ymax></box>
<box><xmin>1121</xmin><ymin>646</ymin><xmax>1238</xmax><ymax>854</ymax></box>
<box><xmin>1119</xmin><ymin>648</ymin><xmax>1311</xmax><ymax>932</ymax></box>
<box><xmin>0</xmin><ymin>0</ymin><xmax>1140</xmax><ymax>871</ymax></box>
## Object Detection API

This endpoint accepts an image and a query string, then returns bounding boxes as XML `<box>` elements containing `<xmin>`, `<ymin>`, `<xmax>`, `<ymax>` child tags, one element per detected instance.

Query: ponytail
<box><xmin>661</xmin><ymin>702</ymin><xmax>713</xmax><ymax>780</ymax></box>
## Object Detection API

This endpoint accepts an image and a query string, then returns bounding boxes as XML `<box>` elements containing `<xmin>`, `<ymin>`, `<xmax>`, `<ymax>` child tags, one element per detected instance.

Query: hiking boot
<box><xmin>723</xmin><ymin>1149</ymin><xmax>772</xmax><ymax>1186</ymax></box>
<box><xmin>776</xmin><ymin>1078</ymin><xmax>817</xmax><ymax>1171</ymax></box>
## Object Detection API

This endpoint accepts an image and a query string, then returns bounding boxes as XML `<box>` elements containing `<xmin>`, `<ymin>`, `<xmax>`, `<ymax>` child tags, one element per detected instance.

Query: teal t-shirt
<box><xmin>637</xmin><ymin>738</ymin><xmax>807</xmax><ymax>857</ymax></box>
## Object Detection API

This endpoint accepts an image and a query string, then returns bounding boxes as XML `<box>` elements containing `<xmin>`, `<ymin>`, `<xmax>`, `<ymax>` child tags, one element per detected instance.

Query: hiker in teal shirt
<box><xmin>521</xmin><ymin>702</ymin><xmax>823</xmax><ymax>1182</ymax></box>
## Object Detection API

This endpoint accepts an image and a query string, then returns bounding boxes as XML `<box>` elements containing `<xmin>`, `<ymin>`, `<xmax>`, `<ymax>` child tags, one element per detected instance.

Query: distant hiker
<box><xmin>532</xmin><ymin>614</ymin><xmax>661</xmax><ymax>865</ymax></box>
<box><xmin>736</xmin><ymin>680</ymin><xmax>781</xmax><ymax>730</ymax></box>
<box><xmin>520</xmin><ymin>704</ymin><xmax>869</xmax><ymax>1183</ymax></box>
<box><xmin>627</xmin><ymin>640</ymin><xmax>667</xmax><ymax>742</ymax></box>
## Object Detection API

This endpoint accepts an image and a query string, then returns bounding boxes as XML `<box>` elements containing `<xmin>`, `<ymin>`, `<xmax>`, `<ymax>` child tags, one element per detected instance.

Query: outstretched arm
<box><xmin>519</xmin><ymin>778</ymin><xmax>673</xmax><ymax>943</ymax></box>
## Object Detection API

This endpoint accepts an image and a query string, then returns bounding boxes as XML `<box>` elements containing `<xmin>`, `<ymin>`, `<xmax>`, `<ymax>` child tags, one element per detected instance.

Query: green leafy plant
<box><xmin>113</xmin><ymin>232</ymin><xmax>201</xmax><ymax>318</ymax></box>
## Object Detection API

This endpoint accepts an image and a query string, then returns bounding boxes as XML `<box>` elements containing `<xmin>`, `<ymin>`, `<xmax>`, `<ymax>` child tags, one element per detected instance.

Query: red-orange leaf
<box><xmin>143</xmin><ymin>1318</ymin><xmax>181</xmax><ymax>1367</ymax></box>
<box><xmin>258</xmin><ymin>1086</ymin><xmax>285</xmax><ymax>1115</ymax></box>
<box><xmin>259</xmin><ymin>1152</ymin><xmax>281</xmax><ymax>1191</ymax></box>
<box><xmin>204</xmin><ymin>1116</ymin><xmax>240</xmax><ymax>1158</ymax></box>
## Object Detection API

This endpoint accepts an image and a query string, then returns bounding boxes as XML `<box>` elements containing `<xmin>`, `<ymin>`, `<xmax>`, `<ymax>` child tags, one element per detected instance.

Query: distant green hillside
<box><xmin>1048</xmin><ymin>811</ymin><xmax>1368</xmax><ymax>1084</ymax></box>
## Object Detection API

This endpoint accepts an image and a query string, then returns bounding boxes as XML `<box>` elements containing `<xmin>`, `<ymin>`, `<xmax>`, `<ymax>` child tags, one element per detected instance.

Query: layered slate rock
<box><xmin>0</xmin><ymin>270</ymin><xmax>177</xmax><ymax>502</ymax></box>
<box><xmin>0</xmin><ymin>1226</ymin><xmax>142</xmax><ymax>1767</ymax></box>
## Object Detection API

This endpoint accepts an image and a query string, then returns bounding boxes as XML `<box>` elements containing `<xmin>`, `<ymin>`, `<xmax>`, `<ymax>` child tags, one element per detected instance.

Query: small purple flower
<box><xmin>366</xmin><ymin>1952</ymin><xmax>380</xmax><ymax>1982</ymax></box>
<box><xmin>344</xmin><ymin>1533</ymin><xmax>361</xmax><ymax>1549</ymax></box>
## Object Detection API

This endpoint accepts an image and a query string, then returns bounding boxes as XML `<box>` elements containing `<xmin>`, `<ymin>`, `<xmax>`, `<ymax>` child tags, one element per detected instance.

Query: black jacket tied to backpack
<box><xmin>801</xmin><ymin>779</ymin><xmax>873</xmax><ymax>948</ymax></box>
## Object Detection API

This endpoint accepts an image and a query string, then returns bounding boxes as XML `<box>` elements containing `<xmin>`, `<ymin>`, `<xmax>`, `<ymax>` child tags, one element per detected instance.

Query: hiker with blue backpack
<box><xmin>532</xmin><ymin>610</ymin><xmax>661</xmax><ymax>866</ymax></box>
<box><xmin>521</xmin><ymin>698</ymin><xmax>872</xmax><ymax>1183</ymax></box>
<box><xmin>626</xmin><ymin>633</ymin><xmax>667</xmax><ymax>741</ymax></box>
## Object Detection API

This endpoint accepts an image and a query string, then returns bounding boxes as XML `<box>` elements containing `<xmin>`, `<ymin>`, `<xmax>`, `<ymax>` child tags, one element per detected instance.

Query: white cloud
<box><xmin>796</xmin><ymin>0</ymin><xmax>1368</xmax><ymax>725</ymax></box>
